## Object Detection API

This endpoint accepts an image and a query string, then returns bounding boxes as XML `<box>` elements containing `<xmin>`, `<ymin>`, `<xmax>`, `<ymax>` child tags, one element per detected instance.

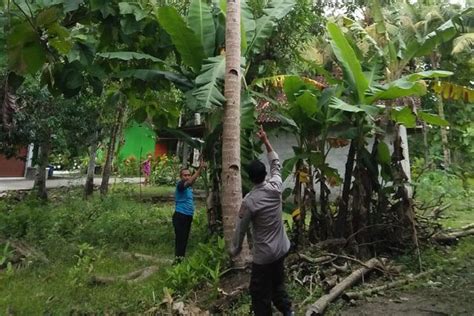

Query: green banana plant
<box><xmin>326</xmin><ymin>20</ymin><xmax>453</xmax><ymax>247</ymax></box>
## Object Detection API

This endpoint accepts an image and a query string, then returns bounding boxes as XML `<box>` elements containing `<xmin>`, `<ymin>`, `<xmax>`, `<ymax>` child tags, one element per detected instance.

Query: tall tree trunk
<box><xmin>336</xmin><ymin>140</ymin><xmax>356</xmax><ymax>237</ymax></box>
<box><xmin>437</xmin><ymin>97</ymin><xmax>451</xmax><ymax>167</ymax></box>
<box><xmin>430</xmin><ymin>53</ymin><xmax>450</xmax><ymax>168</ymax></box>
<box><xmin>100</xmin><ymin>106</ymin><xmax>124</xmax><ymax>196</ymax></box>
<box><xmin>34</xmin><ymin>139</ymin><xmax>51</xmax><ymax>200</ymax></box>
<box><xmin>421</xmin><ymin>121</ymin><xmax>430</xmax><ymax>167</ymax></box>
<box><xmin>222</xmin><ymin>0</ymin><xmax>248</xmax><ymax>265</ymax></box>
<box><xmin>85</xmin><ymin>130</ymin><xmax>99</xmax><ymax>197</ymax></box>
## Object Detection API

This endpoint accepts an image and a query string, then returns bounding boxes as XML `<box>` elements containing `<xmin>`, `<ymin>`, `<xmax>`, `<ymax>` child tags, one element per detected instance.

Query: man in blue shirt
<box><xmin>173</xmin><ymin>160</ymin><xmax>205</xmax><ymax>262</ymax></box>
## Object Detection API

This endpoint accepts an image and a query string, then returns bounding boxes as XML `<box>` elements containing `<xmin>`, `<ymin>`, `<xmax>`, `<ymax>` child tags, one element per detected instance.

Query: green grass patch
<box><xmin>0</xmin><ymin>187</ymin><xmax>224</xmax><ymax>314</ymax></box>
<box><xmin>414</xmin><ymin>170</ymin><xmax>473</xmax><ymax>228</ymax></box>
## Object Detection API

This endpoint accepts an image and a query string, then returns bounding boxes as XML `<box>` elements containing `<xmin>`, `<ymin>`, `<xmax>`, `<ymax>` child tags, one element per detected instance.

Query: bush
<box><xmin>151</xmin><ymin>155</ymin><xmax>180</xmax><ymax>186</ymax></box>
<box><xmin>117</xmin><ymin>155</ymin><xmax>140</xmax><ymax>177</ymax></box>
<box><xmin>165</xmin><ymin>237</ymin><xmax>228</xmax><ymax>295</ymax></box>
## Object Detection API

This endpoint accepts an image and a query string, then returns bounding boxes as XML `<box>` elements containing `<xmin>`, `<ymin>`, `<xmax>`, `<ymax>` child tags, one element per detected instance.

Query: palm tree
<box><xmin>221</xmin><ymin>0</ymin><xmax>250</xmax><ymax>265</ymax></box>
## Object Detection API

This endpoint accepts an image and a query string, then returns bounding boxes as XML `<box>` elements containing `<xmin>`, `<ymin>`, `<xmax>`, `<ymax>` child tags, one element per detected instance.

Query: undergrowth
<box><xmin>0</xmin><ymin>187</ymin><xmax>224</xmax><ymax>314</ymax></box>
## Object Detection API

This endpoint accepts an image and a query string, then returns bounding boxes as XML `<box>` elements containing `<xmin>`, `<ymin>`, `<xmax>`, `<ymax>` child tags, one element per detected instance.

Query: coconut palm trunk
<box><xmin>221</xmin><ymin>0</ymin><xmax>248</xmax><ymax>264</ymax></box>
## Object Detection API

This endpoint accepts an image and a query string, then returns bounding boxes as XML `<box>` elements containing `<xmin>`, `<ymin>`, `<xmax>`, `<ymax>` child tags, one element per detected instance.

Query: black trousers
<box><xmin>172</xmin><ymin>212</ymin><xmax>193</xmax><ymax>258</ymax></box>
<box><xmin>250</xmin><ymin>255</ymin><xmax>292</xmax><ymax>316</ymax></box>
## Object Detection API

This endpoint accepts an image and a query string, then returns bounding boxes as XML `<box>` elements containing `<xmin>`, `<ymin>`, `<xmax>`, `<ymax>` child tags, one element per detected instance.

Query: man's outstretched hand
<box><xmin>257</xmin><ymin>125</ymin><xmax>273</xmax><ymax>153</ymax></box>
<box><xmin>256</xmin><ymin>125</ymin><xmax>269</xmax><ymax>143</ymax></box>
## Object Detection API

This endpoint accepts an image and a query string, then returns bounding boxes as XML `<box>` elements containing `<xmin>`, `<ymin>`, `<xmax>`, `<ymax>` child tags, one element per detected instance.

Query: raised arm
<box><xmin>180</xmin><ymin>159</ymin><xmax>206</xmax><ymax>190</ymax></box>
<box><xmin>257</xmin><ymin>126</ymin><xmax>282</xmax><ymax>191</ymax></box>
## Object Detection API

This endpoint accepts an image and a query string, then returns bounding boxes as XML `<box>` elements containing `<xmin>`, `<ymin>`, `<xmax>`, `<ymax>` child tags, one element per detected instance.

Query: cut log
<box><xmin>342</xmin><ymin>269</ymin><xmax>436</xmax><ymax>300</ymax></box>
<box><xmin>90</xmin><ymin>265</ymin><xmax>159</xmax><ymax>285</ymax></box>
<box><xmin>299</xmin><ymin>253</ymin><xmax>332</xmax><ymax>264</ymax></box>
<box><xmin>433</xmin><ymin>228</ymin><xmax>474</xmax><ymax>243</ymax></box>
<box><xmin>322</xmin><ymin>275</ymin><xmax>340</xmax><ymax>293</ymax></box>
<box><xmin>306</xmin><ymin>258</ymin><xmax>382</xmax><ymax>316</ymax></box>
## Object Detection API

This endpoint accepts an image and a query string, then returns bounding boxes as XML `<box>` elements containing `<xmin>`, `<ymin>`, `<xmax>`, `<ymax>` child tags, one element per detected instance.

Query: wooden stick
<box><xmin>298</xmin><ymin>253</ymin><xmax>332</xmax><ymax>264</ymax></box>
<box><xmin>305</xmin><ymin>258</ymin><xmax>382</xmax><ymax>316</ymax></box>
<box><xmin>342</xmin><ymin>269</ymin><xmax>436</xmax><ymax>300</ymax></box>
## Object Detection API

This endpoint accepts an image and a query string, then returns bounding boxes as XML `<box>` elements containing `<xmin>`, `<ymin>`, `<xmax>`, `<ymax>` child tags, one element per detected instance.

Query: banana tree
<box><xmin>277</xmin><ymin>76</ymin><xmax>345</xmax><ymax>243</ymax></box>
<box><xmin>326</xmin><ymin>20</ymin><xmax>452</xmax><ymax>255</ymax></box>
<box><xmin>131</xmin><ymin>0</ymin><xmax>296</xmax><ymax>236</ymax></box>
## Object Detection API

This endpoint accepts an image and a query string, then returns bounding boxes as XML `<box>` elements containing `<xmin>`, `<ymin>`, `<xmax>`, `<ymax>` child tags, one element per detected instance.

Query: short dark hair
<box><xmin>180</xmin><ymin>168</ymin><xmax>190</xmax><ymax>177</ymax></box>
<box><xmin>247</xmin><ymin>160</ymin><xmax>267</xmax><ymax>184</ymax></box>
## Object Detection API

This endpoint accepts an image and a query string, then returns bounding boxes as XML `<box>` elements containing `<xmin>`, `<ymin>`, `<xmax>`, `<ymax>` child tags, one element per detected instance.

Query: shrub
<box><xmin>151</xmin><ymin>155</ymin><xmax>180</xmax><ymax>186</ymax></box>
<box><xmin>165</xmin><ymin>237</ymin><xmax>228</xmax><ymax>295</ymax></box>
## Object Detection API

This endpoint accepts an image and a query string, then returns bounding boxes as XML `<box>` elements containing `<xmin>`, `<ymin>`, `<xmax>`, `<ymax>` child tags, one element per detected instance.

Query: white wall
<box><xmin>258</xmin><ymin>128</ymin><xmax>412</xmax><ymax>201</ymax></box>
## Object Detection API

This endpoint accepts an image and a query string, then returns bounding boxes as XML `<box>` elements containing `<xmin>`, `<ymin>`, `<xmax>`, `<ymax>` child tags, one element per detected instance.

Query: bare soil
<box><xmin>338</xmin><ymin>260</ymin><xmax>474</xmax><ymax>315</ymax></box>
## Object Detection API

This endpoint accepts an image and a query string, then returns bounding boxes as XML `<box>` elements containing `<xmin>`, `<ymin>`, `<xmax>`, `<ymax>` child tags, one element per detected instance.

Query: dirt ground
<box><xmin>338</xmin><ymin>260</ymin><xmax>474</xmax><ymax>316</ymax></box>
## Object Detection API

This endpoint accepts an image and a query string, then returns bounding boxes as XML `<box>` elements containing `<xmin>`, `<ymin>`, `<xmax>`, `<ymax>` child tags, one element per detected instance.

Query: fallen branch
<box><xmin>461</xmin><ymin>223</ymin><xmax>474</xmax><ymax>231</ymax></box>
<box><xmin>332</xmin><ymin>262</ymin><xmax>349</xmax><ymax>273</ymax></box>
<box><xmin>120</xmin><ymin>252</ymin><xmax>172</xmax><ymax>264</ymax></box>
<box><xmin>433</xmin><ymin>228</ymin><xmax>474</xmax><ymax>243</ymax></box>
<box><xmin>325</xmin><ymin>253</ymin><xmax>387</xmax><ymax>275</ymax></box>
<box><xmin>318</xmin><ymin>267</ymin><xmax>337</xmax><ymax>281</ymax></box>
<box><xmin>212</xmin><ymin>285</ymin><xmax>247</xmax><ymax>311</ymax></box>
<box><xmin>306</xmin><ymin>258</ymin><xmax>382</xmax><ymax>316</ymax></box>
<box><xmin>90</xmin><ymin>265</ymin><xmax>159</xmax><ymax>285</ymax></box>
<box><xmin>298</xmin><ymin>253</ymin><xmax>332</xmax><ymax>264</ymax></box>
<box><xmin>342</xmin><ymin>269</ymin><xmax>436</xmax><ymax>300</ymax></box>
<box><xmin>0</xmin><ymin>239</ymin><xmax>49</xmax><ymax>267</ymax></box>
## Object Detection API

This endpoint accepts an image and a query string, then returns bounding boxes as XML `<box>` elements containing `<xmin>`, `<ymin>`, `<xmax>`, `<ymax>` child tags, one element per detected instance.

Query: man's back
<box><xmin>240</xmin><ymin>151</ymin><xmax>290</xmax><ymax>264</ymax></box>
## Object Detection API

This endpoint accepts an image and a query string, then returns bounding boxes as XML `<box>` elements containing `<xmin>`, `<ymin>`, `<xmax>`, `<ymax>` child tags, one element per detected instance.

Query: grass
<box><xmin>414</xmin><ymin>170</ymin><xmax>473</xmax><ymax>228</ymax></box>
<box><xmin>1</xmin><ymin>169</ymin><xmax>472</xmax><ymax>314</ymax></box>
<box><xmin>0</xmin><ymin>186</ymin><xmax>216</xmax><ymax>314</ymax></box>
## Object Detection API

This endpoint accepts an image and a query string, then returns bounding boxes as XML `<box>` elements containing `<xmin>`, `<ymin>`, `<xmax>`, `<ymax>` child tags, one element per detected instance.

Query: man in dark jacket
<box><xmin>230</xmin><ymin>126</ymin><xmax>293</xmax><ymax>316</ymax></box>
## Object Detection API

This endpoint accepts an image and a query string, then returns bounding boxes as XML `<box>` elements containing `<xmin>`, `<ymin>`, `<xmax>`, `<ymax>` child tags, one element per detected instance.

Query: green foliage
<box><xmin>68</xmin><ymin>243</ymin><xmax>98</xmax><ymax>287</ymax></box>
<box><xmin>245</xmin><ymin>0</ymin><xmax>296</xmax><ymax>56</ymax></box>
<box><xmin>327</xmin><ymin>21</ymin><xmax>368</xmax><ymax>103</ymax></box>
<box><xmin>117</xmin><ymin>155</ymin><xmax>140</xmax><ymax>177</ymax></box>
<box><xmin>165</xmin><ymin>237</ymin><xmax>228</xmax><ymax>294</ymax></box>
<box><xmin>0</xmin><ymin>191</ymin><xmax>176</xmax><ymax>249</ymax></box>
<box><xmin>150</xmin><ymin>154</ymin><xmax>181</xmax><ymax>186</ymax></box>
<box><xmin>413</xmin><ymin>166</ymin><xmax>473</xmax><ymax>228</ymax></box>
<box><xmin>157</xmin><ymin>6</ymin><xmax>205</xmax><ymax>73</ymax></box>
<box><xmin>97</xmin><ymin>52</ymin><xmax>165</xmax><ymax>63</ymax></box>
<box><xmin>187</xmin><ymin>0</ymin><xmax>216</xmax><ymax>57</ymax></box>
<box><xmin>191</xmin><ymin>55</ymin><xmax>226</xmax><ymax>110</ymax></box>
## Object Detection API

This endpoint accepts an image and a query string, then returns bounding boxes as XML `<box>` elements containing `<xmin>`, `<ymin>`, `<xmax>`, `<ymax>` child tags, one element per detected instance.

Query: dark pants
<box><xmin>250</xmin><ymin>255</ymin><xmax>292</xmax><ymax>316</ymax></box>
<box><xmin>172</xmin><ymin>212</ymin><xmax>193</xmax><ymax>258</ymax></box>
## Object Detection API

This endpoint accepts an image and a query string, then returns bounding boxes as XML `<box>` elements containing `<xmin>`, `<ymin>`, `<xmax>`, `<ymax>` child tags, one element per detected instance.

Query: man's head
<box><xmin>247</xmin><ymin>160</ymin><xmax>267</xmax><ymax>184</ymax></box>
<box><xmin>180</xmin><ymin>168</ymin><xmax>191</xmax><ymax>182</ymax></box>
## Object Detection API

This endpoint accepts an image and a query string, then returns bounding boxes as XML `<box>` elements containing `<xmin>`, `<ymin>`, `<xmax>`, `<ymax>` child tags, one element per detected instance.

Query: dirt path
<box><xmin>338</xmin><ymin>259</ymin><xmax>474</xmax><ymax>315</ymax></box>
